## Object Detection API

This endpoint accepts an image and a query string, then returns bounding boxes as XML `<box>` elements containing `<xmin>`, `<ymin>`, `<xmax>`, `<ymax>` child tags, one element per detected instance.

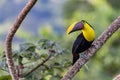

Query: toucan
<box><xmin>66</xmin><ymin>20</ymin><xmax>95</xmax><ymax>65</ymax></box>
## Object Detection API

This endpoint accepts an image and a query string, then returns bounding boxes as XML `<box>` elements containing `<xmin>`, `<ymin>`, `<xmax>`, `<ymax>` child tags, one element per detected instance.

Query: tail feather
<box><xmin>72</xmin><ymin>53</ymin><xmax>79</xmax><ymax>65</ymax></box>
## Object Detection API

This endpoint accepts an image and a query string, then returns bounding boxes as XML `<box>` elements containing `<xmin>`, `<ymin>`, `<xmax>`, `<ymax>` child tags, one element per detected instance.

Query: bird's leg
<box><xmin>79</xmin><ymin>52</ymin><xmax>88</xmax><ymax>60</ymax></box>
<box><xmin>79</xmin><ymin>53</ymin><xmax>89</xmax><ymax>70</ymax></box>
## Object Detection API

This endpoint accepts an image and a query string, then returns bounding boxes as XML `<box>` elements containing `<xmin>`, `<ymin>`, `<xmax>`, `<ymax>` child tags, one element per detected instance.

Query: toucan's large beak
<box><xmin>66</xmin><ymin>21</ymin><xmax>84</xmax><ymax>34</ymax></box>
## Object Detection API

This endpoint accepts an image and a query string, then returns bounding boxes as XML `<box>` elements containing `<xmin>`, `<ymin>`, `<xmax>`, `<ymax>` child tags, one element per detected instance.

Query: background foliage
<box><xmin>0</xmin><ymin>0</ymin><xmax>120</xmax><ymax>80</ymax></box>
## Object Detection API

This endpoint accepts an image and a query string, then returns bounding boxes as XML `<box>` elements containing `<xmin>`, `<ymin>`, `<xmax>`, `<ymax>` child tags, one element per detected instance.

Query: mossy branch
<box><xmin>61</xmin><ymin>16</ymin><xmax>120</xmax><ymax>80</ymax></box>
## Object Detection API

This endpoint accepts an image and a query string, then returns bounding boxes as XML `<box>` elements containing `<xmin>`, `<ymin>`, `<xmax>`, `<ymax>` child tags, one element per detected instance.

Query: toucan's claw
<box><xmin>79</xmin><ymin>53</ymin><xmax>88</xmax><ymax>60</ymax></box>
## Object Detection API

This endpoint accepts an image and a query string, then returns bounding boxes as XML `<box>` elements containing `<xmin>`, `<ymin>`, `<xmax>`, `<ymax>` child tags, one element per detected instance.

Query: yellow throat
<box><xmin>82</xmin><ymin>22</ymin><xmax>95</xmax><ymax>42</ymax></box>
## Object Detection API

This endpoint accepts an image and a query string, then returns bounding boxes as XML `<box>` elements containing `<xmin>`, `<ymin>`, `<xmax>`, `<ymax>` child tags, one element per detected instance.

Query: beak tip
<box><xmin>66</xmin><ymin>29</ymin><xmax>71</xmax><ymax>35</ymax></box>
<box><xmin>66</xmin><ymin>32</ymin><xmax>70</xmax><ymax>35</ymax></box>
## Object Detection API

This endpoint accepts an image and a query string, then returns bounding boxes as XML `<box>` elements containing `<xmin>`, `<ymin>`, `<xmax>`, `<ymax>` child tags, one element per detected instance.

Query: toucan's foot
<box><xmin>79</xmin><ymin>53</ymin><xmax>87</xmax><ymax>60</ymax></box>
<box><xmin>79</xmin><ymin>53</ymin><xmax>89</xmax><ymax>70</ymax></box>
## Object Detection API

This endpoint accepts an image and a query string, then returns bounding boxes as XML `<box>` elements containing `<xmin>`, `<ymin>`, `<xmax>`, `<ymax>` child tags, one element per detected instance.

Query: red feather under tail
<box><xmin>72</xmin><ymin>53</ymin><xmax>79</xmax><ymax>65</ymax></box>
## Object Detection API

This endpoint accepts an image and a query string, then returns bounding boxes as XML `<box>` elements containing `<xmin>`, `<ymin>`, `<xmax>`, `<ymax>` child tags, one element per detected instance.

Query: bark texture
<box><xmin>5</xmin><ymin>0</ymin><xmax>37</xmax><ymax>80</ymax></box>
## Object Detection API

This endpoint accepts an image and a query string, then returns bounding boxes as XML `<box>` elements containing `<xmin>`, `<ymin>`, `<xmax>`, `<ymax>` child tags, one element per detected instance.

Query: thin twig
<box><xmin>61</xmin><ymin>16</ymin><xmax>120</xmax><ymax>80</ymax></box>
<box><xmin>5</xmin><ymin>0</ymin><xmax>37</xmax><ymax>80</ymax></box>
<box><xmin>21</xmin><ymin>54</ymin><xmax>52</xmax><ymax>77</ymax></box>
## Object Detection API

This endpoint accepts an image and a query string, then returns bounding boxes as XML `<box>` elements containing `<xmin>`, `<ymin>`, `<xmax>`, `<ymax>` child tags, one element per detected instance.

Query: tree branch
<box><xmin>21</xmin><ymin>54</ymin><xmax>52</xmax><ymax>78</ymax></box>
<box><xmin>61</xmin><ymin>16</ymin><xmax>120</xmax><ymax>80</ymax></box>
<box><xmin>5</xmin><ymin>0</ymin><xmax>37</xmax><ymax>80</ymax></box>
<box><xmin>113</xmin><ymin>74</ymin><xmax>120</xmax><ymax>80</ymax></box>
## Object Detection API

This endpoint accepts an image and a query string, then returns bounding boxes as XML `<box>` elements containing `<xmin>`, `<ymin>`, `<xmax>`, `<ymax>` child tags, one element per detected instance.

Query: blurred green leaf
<box><xmin>62</xmin><ymin>59</ymin><xmax>72</xmax><ymax>68</ymax></box>
<box><xmin>19</xmin><ymin>43</ymin><xmax>36</xmax><ymax>52</ymax></box>
<box><xmin>0</xmin><ymin>75</ymin><xmax>11</xmax><ymax>80</ymax></box>
<box><xmin>40</xmin><ymin>54</ymin><xmax>48</xmax><ymax>59</ymax></box>
<box><xmin>50</xmin><ymin>75</ymin><xmax>62</xmax><ymax>80</ymax></box>
<box><xmin>38</xmin><ymin>39</ymin><xmax>55</xmax><ymax>49</ymax></box>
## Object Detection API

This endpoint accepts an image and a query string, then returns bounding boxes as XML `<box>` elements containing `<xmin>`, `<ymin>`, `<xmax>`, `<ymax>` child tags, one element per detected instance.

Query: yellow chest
<box><xmin>82</xmin><ymin>23</ymin><xmax>95</xmax><ymax>42</ymax></box>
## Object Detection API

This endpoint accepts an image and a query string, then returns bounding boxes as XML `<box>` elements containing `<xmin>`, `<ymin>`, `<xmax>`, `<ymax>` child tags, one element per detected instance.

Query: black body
<box><xmin>72</xmin><ymin>33</ymin><xmax>93</xmax><ymax>65</ymax></box>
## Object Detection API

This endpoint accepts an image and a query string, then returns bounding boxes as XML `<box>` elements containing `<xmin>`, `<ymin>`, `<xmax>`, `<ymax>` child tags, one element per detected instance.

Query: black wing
<box><xmin>72</xmin><ymin>33</ymin><xmax>93</xmax><ymax>54</ymax></box>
